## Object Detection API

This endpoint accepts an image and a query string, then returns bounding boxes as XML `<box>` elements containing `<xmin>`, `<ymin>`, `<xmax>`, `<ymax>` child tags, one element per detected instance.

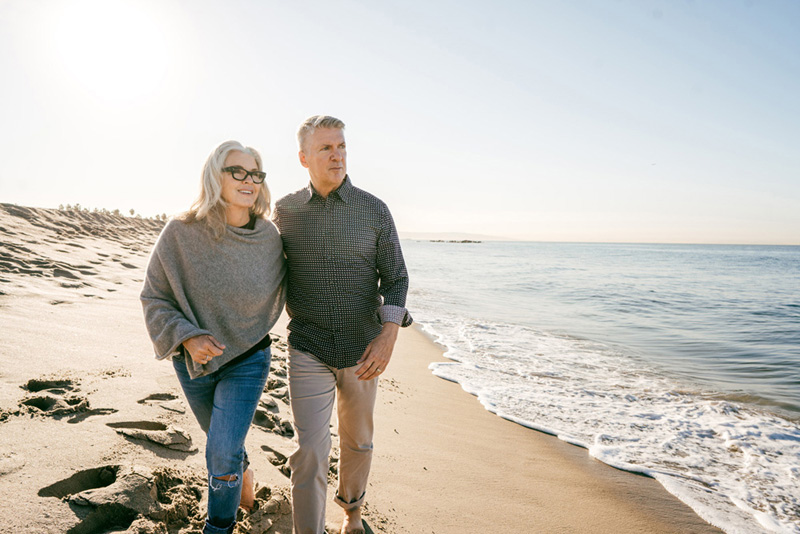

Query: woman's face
<box><xmin>221</xmin><ymin>150</ymin><xmax>261</xmax><ymax>212</ymax></box>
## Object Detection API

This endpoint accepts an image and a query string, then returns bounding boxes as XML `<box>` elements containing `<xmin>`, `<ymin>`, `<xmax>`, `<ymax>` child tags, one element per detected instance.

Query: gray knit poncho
<box><xmin>141</xmin><ymin>217</ymin><xmax>286</xmax><ymax>379</ymax></box>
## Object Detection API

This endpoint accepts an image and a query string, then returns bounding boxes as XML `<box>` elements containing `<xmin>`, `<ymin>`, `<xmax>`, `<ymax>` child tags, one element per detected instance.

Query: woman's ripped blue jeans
<box><xmin>173</xmin><ymin>348</ymin><xmax>270</xmax><ymax>534</ymax></box>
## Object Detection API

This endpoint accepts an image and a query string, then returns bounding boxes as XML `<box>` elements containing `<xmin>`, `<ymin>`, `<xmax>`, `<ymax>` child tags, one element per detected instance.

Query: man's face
<box><xmin>299</xmin><ymin>127</ymin><xmax>347</xmax><ymax>195</ymax></box>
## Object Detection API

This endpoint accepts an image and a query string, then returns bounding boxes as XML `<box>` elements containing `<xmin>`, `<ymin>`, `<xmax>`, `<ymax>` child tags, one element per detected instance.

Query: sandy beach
<box><xmin>0</xmin><ymin>203</ymin><xmax>722</xmax><ymax>534</ymax></box>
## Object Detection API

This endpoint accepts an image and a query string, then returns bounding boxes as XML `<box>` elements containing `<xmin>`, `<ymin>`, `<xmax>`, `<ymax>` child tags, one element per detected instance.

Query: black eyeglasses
<box><xmin>222</xmin><ymin>166</ymin><xmax>266</xmax><ymax>184</ymax></box>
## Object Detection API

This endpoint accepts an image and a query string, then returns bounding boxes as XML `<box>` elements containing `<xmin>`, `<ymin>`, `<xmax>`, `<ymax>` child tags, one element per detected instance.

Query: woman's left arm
<box><xmin>140</xmin><ymin>245</ymin><xmax>212</xmax><ymax>359</ymax></box>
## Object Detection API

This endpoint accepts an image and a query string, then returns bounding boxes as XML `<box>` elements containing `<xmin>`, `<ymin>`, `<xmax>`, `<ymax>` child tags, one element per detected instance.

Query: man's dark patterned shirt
<box><xmin>273</xmin><ymin>176</ymin><xmax>412</xmax><ymax>368</ymax></box>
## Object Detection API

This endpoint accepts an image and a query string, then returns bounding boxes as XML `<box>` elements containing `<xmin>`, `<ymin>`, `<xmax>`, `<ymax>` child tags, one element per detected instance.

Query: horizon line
<box><xmin>399</xmin><ymin>235</ymin><xmax>800</xmax><ymax>247</ymax></box>
<box><xmin>3</xmin><ymin>202</ymin><xmax>797</xmax><ymax>248</ymax></box>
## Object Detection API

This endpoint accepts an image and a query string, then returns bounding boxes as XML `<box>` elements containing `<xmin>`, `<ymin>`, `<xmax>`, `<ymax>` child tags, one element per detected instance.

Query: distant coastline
<box><xmin>401</xmin><ymin>231</ymin><xmax>503</xmax><ymax>242</ymax></box>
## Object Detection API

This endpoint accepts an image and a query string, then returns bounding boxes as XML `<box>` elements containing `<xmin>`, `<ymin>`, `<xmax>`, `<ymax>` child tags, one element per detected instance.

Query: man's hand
<box><xmin>183</xmin><ymin>334</ymin><xmax>225</xmax><ymax>365</ymax></box>
<box><xmin>355</xmin><ymin>323</ymin><xmax>399</xmax><ymax>380</ymax></box>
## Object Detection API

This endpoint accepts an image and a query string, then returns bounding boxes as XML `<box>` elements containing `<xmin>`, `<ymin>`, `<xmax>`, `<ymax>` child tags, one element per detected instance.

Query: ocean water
<box><xmin>402</xmin><ymin>241</ymin><xmax>800</xmax><ymax>534</ymax></box>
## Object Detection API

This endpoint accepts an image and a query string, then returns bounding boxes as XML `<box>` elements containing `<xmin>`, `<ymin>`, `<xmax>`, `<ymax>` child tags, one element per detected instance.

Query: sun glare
<box><xmin>48</xmin><ymin>0</ymin><xmax>171</xmax><ymax>103</ymax></box>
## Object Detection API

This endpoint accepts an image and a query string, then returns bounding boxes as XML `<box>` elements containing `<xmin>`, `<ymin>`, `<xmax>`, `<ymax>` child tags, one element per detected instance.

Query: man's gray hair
<box><xmin>297</xmin><ymin>115</ymin><xmax>345</xmax><ymax>151</ymax></box>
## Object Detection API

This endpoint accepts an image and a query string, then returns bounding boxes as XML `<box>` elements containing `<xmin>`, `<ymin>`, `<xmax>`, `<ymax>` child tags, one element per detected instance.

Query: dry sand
<box><xmin>0</xmin><ymin>203</ymin><xmax>721</xmax><ymax>533</ymax></box>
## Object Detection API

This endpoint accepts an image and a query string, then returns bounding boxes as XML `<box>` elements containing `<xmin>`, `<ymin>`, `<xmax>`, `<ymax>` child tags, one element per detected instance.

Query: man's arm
<box><xmin>375</xmin><ymin>203</ymin><xmax>412</xmax><ymax>327</ymax></box>
<box><xmin>355</xmin><ymin>204</ymin><xmax>412</xmax><ymax>380</ymax></box>
<box><xmin>355</xmin><ymin>322</ymin><xmax>399</xmax><ymax>380</ymax></box>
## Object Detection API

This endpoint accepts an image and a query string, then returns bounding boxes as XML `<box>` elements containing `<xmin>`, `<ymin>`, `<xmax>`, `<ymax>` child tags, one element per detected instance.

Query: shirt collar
<box><xmin>304</xmin><ymin>175</ymin><xmax>353</xmax><ymax>204</ymax></box>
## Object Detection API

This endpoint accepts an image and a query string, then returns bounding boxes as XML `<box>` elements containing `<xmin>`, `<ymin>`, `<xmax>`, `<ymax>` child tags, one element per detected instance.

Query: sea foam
<box><xmin>404</xmin><ymin>240</ymin><xmax>800</xmax><ymax>533</ymax></box>
<box><xmin>420</xmin><ymin>316</ymin><xmax>800</xmax><ymax>534</ymax></box>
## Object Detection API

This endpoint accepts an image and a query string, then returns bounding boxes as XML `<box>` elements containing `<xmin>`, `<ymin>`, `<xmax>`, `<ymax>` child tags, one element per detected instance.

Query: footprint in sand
<box><xmin>270</xmin><ymin>334</ymin><xmax>289</xmax><ymax>354</ymax></box>
<box><xmin>39</xmin><ymin>464</ymin><xmax>207</xmax><ymax>534</ymax></box>
<box><xmin>264</xmin><ymin>374</ymin><xmax>290</xmax><ymax>407</ymax></box>
<box><xmin>106</xmin><ymin>421</ymin><xmax>197</xmax><ymax>452</ymax></box>
<box><xmin>18</xmin><ymin>378</ymin><xmax>87</xmax><ymax>417</ymax></box>
<box><xmin>239</xmin><ymin>486</ymin><xmax>294</xmax><ymax>533</ymax></box>
<box><xmin>38</xmin><ymin>465</ymin><xmax>119</xmax><ymax>499</ymax></box>
<box><xmin>261</xmin><ymin>444</ymin><xmax>292</xmax><ymax>479</ymax></box>
<box><xmin>67</xmin><ymin>407</ymin><xmax>119</xmax><ymax>424</ymax></box>
<box><xmin>253</xmin><ymin>405</ymin><xmax>294</xmax><ymax>438</ymax></box>
<box><xmin>255</xmin><ymin>372</ymin><xmax>294</xmax><ymax>438</ymax></box>
<box><xmin>20</xmin><ymin>393</ymin><xmax>88</xmax><ymax>415</ymax></box>
<box><xmin>137</xmin><ymin>392</ymin><xmax>185</xmax><ymax>414</ymax></box>
<box><xmin>328</xmin><ymin>447</ymin><xmax>340</xmax><ymax>483</ymax></box>
<box><xmin>39</xmin><ymin>463</ymin><xmax>293</xmax><ymax>534</ymax></box>
<box><xmin>6</xmin><ymin>378</ymin><xmax>118</xmax><ymax>424</ymax></box>
<box><xmin>24</xmin><ymin>378</ymin><xmax>75</xmax><ymax>394</ymax></box>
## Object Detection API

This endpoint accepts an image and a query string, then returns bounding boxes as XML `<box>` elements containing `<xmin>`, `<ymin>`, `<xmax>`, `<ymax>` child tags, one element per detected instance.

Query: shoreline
<box><xmin>368</xmin><ymin>324</ymin><xmax>723</xmax><ymax>533</ymax></box>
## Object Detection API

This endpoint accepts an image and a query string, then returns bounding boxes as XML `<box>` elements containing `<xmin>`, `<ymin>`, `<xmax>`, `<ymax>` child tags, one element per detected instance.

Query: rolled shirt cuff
<box><xmin>378</xmin><ymin>304</ymin><xmax>413</xmax><ymax>327</ymax></box>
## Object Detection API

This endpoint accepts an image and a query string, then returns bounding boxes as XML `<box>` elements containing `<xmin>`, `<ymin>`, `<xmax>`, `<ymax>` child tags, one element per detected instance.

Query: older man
<box><xmin>273</xmin><ymin>116</ymin><xmax>412</xmax><ymax>534</ymax></box>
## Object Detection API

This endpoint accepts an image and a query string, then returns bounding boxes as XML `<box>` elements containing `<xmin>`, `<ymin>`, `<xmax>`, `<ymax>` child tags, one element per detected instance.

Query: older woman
<box><xmin>141</xmin><ymin>140</ymin><xmax>285</xmax><ymax>534</ymax></box>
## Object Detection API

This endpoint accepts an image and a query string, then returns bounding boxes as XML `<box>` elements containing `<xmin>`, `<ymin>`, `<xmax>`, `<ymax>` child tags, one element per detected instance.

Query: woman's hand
<box><xmin>183</xmin><ymin>335</ymin><xmax>225</xmax><ymax>365</ymax></box>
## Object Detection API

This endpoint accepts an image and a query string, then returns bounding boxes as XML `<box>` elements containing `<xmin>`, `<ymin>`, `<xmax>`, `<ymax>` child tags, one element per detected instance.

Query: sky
<box><xmin>1</xmin><ymin>0</ymin><xmax>798</xmax><ymax>244</ymax></box>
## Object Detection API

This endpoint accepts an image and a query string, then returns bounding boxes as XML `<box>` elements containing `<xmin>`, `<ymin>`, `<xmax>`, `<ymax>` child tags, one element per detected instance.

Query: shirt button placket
<box><xmin>327</xmin><ymin>199</ymin><xmax>343</xmax><ymax>357</ymax></box>
<box><xmin>322</xmin><ymin>199</ymin><xmax>336</xmax><ymax>326</ymax></box>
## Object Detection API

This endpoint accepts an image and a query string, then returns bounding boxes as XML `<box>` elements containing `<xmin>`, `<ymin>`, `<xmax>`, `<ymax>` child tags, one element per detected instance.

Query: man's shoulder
<box><xmin>347</xmin><ymin>182</ymin><xmax>389</xmax><ymax>211</ymax></box>
<box><xmin>275</xmin><ymin>187</ymin><xmax>310</xmax><ymax>210</ymax></box>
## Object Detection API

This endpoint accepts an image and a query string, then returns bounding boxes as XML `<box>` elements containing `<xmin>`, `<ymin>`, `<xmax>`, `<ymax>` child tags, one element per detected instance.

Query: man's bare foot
<box><xmin>341</xmin><ymin>507</ymin><xmax>365</xmax><ymax>534</ymax></box>
<box><xmin>239</xmin><ymin>468</ymin><xmax>255</xmax><ymax>512</ymax></box>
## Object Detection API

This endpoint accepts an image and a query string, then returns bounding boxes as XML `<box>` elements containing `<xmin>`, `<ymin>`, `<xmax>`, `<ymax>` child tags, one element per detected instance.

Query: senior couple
<box><xmin>141</xmin><ymin>115</ymin><xmax>411</xmax><ymax>534</ymax></box>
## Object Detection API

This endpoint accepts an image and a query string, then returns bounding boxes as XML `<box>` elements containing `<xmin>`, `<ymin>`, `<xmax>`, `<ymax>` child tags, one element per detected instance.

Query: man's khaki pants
<box><xmin>287</xmin><ymin>348</ymin><xmax>378</xmax><ymax>534</ymax></box>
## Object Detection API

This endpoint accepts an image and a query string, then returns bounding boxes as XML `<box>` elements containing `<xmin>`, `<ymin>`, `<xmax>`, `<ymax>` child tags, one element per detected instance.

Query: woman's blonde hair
<box><xmin>181</xmin><ymin>140</ymin><xmax>270</xmax><ymax>238</ymax></box>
